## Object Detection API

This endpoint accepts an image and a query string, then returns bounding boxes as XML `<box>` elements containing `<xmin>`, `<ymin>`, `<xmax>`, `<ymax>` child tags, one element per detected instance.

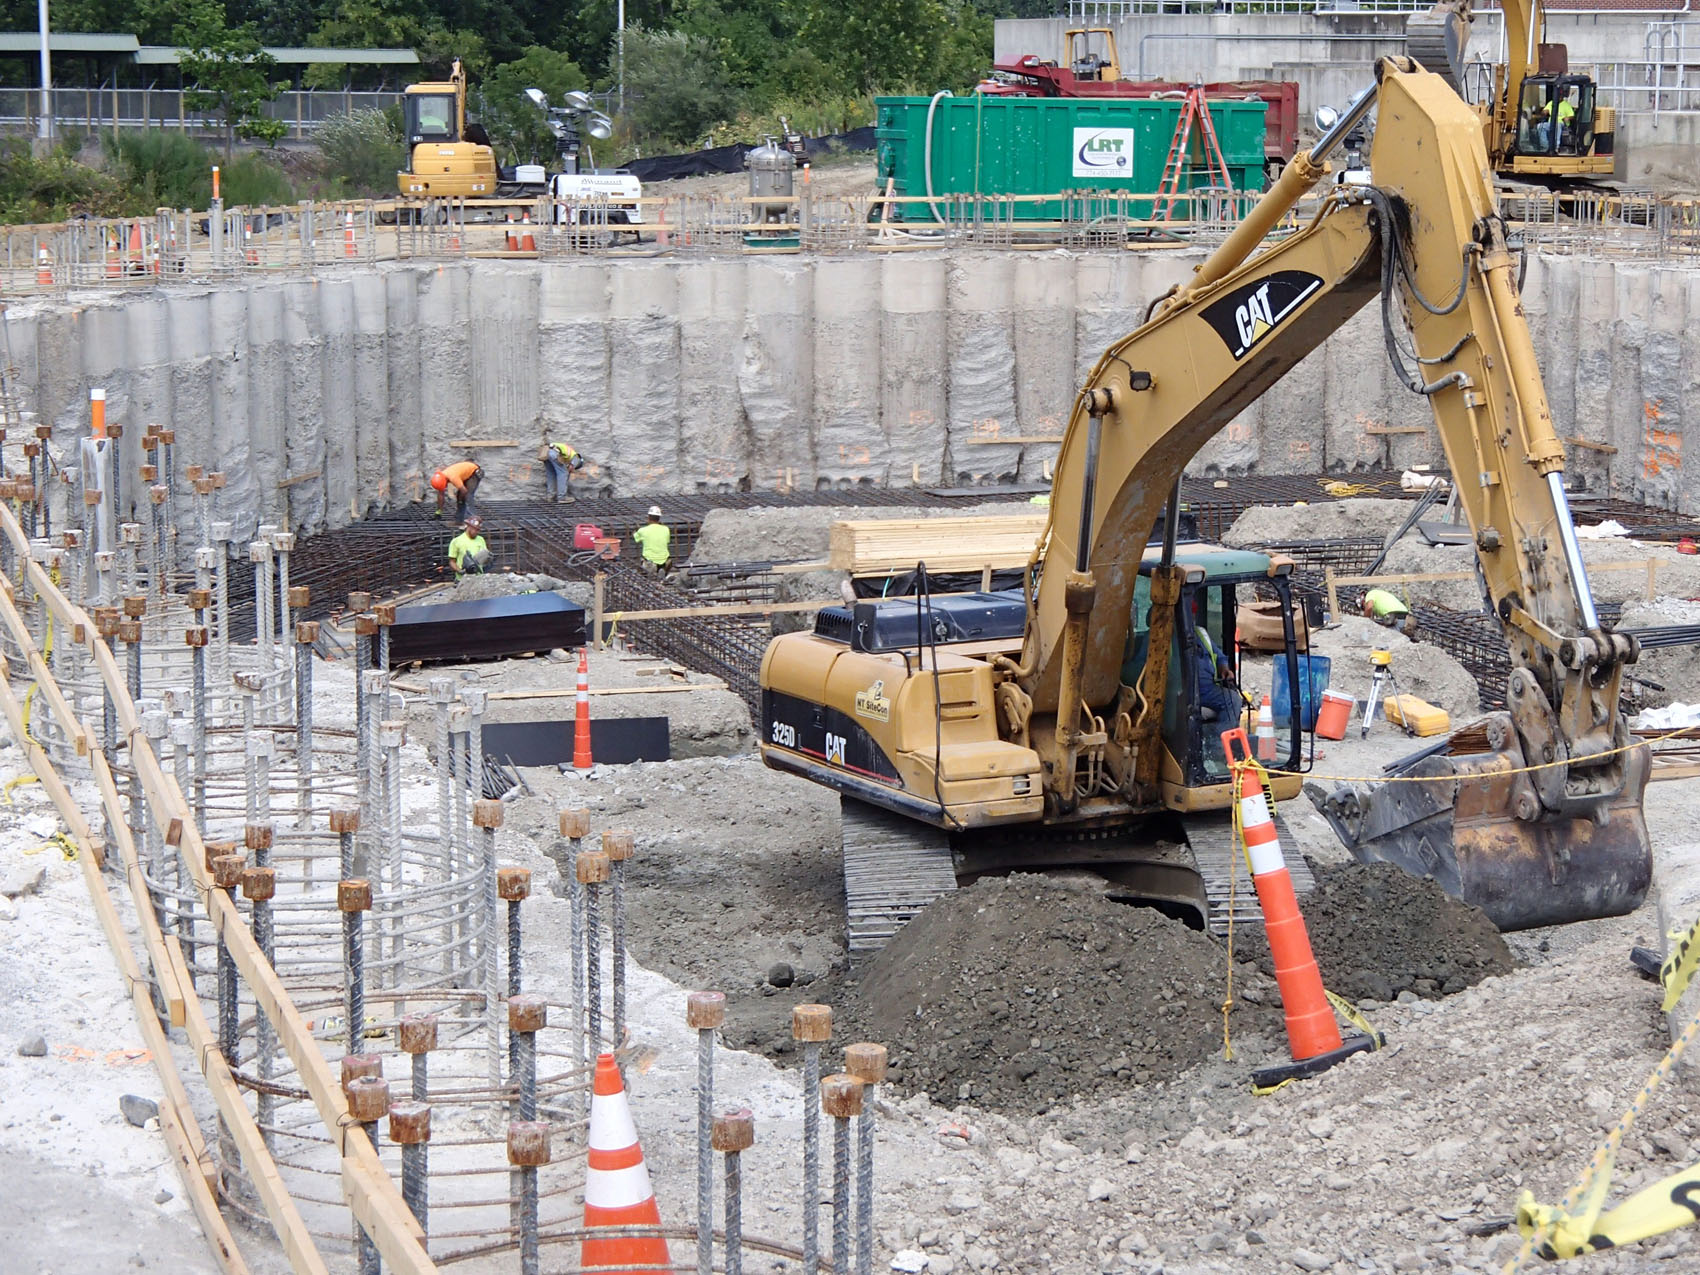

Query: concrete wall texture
<box><xmin>4</xmin><ymin>248</ymin><xmax>1692</xmax><ymax>539</ymax></box>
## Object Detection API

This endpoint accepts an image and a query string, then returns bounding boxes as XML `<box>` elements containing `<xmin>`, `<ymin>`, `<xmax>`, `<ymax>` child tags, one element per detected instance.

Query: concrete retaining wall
<box><xmin>5</xmin><ymin>248</ymin><xmax>1694</xmax><ymax>538</ymax></box>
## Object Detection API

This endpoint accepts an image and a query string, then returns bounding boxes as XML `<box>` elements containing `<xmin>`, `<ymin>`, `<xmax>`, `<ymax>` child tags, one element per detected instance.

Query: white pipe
<box><xmin>924</xmin><ymin>89</ymin><xmax>953</xmax><ymax>225</ymax></box>
<box><xmin>37</xmin><ymin>0</ymin><xmax>49</xmax><ymax>142</ymax></box>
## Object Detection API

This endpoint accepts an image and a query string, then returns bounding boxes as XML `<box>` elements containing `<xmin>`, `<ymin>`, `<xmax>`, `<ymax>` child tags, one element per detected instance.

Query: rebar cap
<box><xmin>397</xmin><ymin>1013</ymin><xmax>438</xmax><ymax>1055</ymax></box>
<box><xmin>203</xmin><ymin>840</ymin><xmax>235</xmax><ymax>872</ymax></box>
<box><xmin>186</xmin><ymin>465</ymin><xmax>203</xmax><ymax>481</ymax></box>
<box><xmin>157</xmin><ymin>429</ymin><xmax>175</xmax><ymax>446</ymax></box>
<box><xmin>508</xmin><ymin>994</ymin><xmax>547</xmax><ymax>1034</ymax></box>
<box><xmin>184</xmin><ymin>626</ymin><xmax>208</xmax><ymax>648</ymax></box>
<box><xmin>576</xmin><ymin>849</ymin><xmax>610</xmax><ymax>885</ymax></box>
<box><xmin>602</xmin><ymin>829</ymin><xmax>634</xmax><ymax>862</ymax></box>
<box><xmin>497</xmin><ymin>867</ymin><xmax>531</xmax><ymax>901</ymax></box>
<box><xmin>374</xmin><ymin>603</ymin><xmax>396</xmax><ymax>625</ymax></box>
<box><xmin>338</xmin><ymin>879</ymin><xmax>373</xmax><ymax>913</ymax></box>
<box><xmin>686</xmin><ymin>990</ymin><xmax>726</xmax><ymax>1031</ymax></box>
<box><xmin>507</xmin><ymin>1120</ymin><xmax>551</xmax><ymax>1167</ymax></box>
<box><xmin>211</xmin><ymin>854</ymin><xmax>245</xmax><ymax>891</ymax></box>
<box><xmin>340</xmin><ymin>1054</ymin><xmax>382</xmax><ymax>1091</ymax></box>
<box><xmin>427</xmin><ymin>677</ymin><xmax>455</xmax><ymax>705</ymax></box>
<box><xmin>347</xmin><ymin>591</ymin><xmax>372</xmax><ymax>612</ymax></box>
<box><xmin>296</xmin><ymin>621</ymin><xmax>319</xmax><ymax>644</ymax></box>
<box><xmin>353</xmin><ymin>615</ymin><xmax>379</xmax><ymax>637</ymax></box>
<box><xmin>287</xmin><ymin>586</ymin><xmax>309</xmax><ymax>608</ymax></box>
<box><xmin>122</xmin><ymin>595</ymin><xmax>147</xmax><ymax>619</ymax></box>
<box><xmin>792</xmin><ymin>1003</ymin><xmax>832</xmax><ymax>1043</ymax></box>
<box><xmin>120</xmin><ymin>522</ymin><xmax>142</xmax><ymax>544</ymax></box>
<box><xmin>346</xmin><ymin>1075</ymin><xmax>390</xmax><ymax>1123</ymax></box>
<box><xmin>821</xmin><ymin>1074</ymin><xmax>864</xmax><ymax>1119</ymax></box>
<box><xmin>243</xmin><ymin>823</ymin><xmax>273</xmax><ymax>851</ymax></box>
<box><xmin>388</xmin><ymin>1101</ymin><xmax>431</xmax><ymax>1145</ymax></box>
<box><xmin>12</xmin><ymin>480</ymin><xmax>35</xmax><ymax>502</ymax></box>
<box><xmin>472</xmin><ymin>799</ymin><xmax>503</xmax><ymax>830</ymax></box>
<box><xmin>845</xmin><ymin>1042</ymin><xmax>888</xmax><ymax>1086</ymax></box>
<box><xmin>209</xmin><ymin>472</ymin><xmax>227</xmax><ymax>490</ymax></box>
<box><xmin>187</xmin><ymin>587</ymin><xmax>212</xmax><ymax>609</ymax></box>
<box><xmin>559</xmin><ymin>808</ymin><xmax>590</xmax><ymax>840</ymax></box>
<box><xmin>328</xmin><ymin>807</ymin><xmax>360</xmax><ymax>835</ymax></box>
<box><xmin>713</xmin><ymin>1108</ymin><xmax>755</xmax><ymax>1153</ymax></box>
<box><xmin>116</xmin><ymin>620</ymin><xmax>141</xmax><ymax>644</ymax></box>
<box><xmin>59</xmin><ymin>530</ymin><xmax>81</xmax><ymax>549</ymax></box>
<box><xmin>380</xmin><ymin>720</ymin><xmax>406</xmax><ymax>749</ymax></box>
<box><xmin>240</xmin><ymin>866</ymin><xmax>275</xmax><ymax>902</ymax></box>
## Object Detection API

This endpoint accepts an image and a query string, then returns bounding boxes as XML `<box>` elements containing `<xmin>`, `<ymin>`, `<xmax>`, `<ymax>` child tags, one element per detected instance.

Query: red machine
<box><xmin>984</xmin><ymin>28</ymin><xmax>1299</xmax><ymax>184</ymax></box>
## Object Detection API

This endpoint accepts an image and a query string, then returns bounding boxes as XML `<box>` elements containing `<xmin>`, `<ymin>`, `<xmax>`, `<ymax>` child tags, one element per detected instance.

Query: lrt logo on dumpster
<box><xmin>1200</xmin><ymin>270</ymin><xmax>1325</xmax><ymax>360</ymax></box>
<box><xmin>1072</xmin><ymin>127</ymin><xmax>1134</xmax><ymax>178</ymax></box>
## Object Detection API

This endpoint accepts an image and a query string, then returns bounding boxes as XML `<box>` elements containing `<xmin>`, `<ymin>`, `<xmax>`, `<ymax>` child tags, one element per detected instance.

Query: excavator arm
<box><xmin>1011</xmin><ymin>57</ymin><xmax>1649</xmax><ymax>929</ymax></box>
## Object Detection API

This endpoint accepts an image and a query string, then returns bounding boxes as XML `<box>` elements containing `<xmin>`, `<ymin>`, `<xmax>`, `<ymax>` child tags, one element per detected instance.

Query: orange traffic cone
<box><xmin>519</xmin><ymin>210</ymin><xmax>536</xmax><ymax>252</ymax></box>
<box><xmin>573</xmin><ymin>650</ymin><xmax>593</xmax><ymax>770</ymax></box>
<box><xmin>1222</xmin><ymin>728</ymin><xmax>1381</xmax><ymax>1088</ymax></box>
<box><xmin>582</xmin><ymin>1053</ymin><xmax>671</xmax><ymax>1274</ymax></box>
<box><xmin>128</xmin><ymin>221</ymin><xmax>144</xmax><ymax>274</ymax></box>
<box><xmin>35</xmin><ymin>243</ymin><xmax>52</xmax><ymax>286</ymax></box>
<box><xmin>344</xmin><ymin>210</ymin><xmax>357</xmax><ymax>259</ymax></box>
<box><xmin>104</xmin><ymin>227</ymin><xmax>122</xmax><ymax>279</ymax></box>
<box><xmin>244</xmin><ymin>225</ymin><xmax>259</xmax><ymax>266</ymax></box>
<box><xmin>1255</xmin><ymin>694</ymin><xmax>1276</xmax><ymax>761</ymax></box>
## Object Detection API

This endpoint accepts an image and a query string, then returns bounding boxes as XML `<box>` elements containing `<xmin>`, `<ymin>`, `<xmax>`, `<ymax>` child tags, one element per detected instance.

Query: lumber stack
<box><xmin>828</xmin><ymin>514</ymin><xmax>1048</xmax><ymax>574</ymax></box>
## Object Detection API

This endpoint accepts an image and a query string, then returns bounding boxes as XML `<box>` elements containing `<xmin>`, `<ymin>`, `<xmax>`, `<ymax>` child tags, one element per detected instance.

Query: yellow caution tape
<box><xmin>1510</xmin><ymin>994</ymin><xmax>1700</xmax><ymax>1266</ymax></box>
<box><xmin>22</xmin><ymin>832</ymin><xmax>76</xmax><ymax>861</ymax></box>
<box><xmin>1321</xmin><ymin>479</ymin><xmax>1379</xmax><ymax>497</ymax></box>
<box><xmin>1660</xmin><ymin>914</ymin><xmax>1700</xmax><ymax>1014</ymax></box>
<box><xmin>2</xmin><ymin>773</ymin><xmax>38</xmax><ymax>803</ymax></box>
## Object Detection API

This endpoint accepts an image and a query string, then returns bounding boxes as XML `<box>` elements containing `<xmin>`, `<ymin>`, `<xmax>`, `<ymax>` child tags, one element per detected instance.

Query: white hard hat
<box><xmin>647</xmin><ymin>505</ymin><xmax>662</xmax><ymax>518</ymax></box>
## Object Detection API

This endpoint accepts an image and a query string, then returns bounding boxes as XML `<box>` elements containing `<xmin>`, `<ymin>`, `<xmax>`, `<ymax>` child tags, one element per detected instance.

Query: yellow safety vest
<box><xmin>632</xmin><ymin>522</ymin><xmax>671</xmax><ymax>566</ymax></box>
<box><xmin>448</xmin><ymin>532</ymin><xmax>487</xmax><ymax>571</ymax></box>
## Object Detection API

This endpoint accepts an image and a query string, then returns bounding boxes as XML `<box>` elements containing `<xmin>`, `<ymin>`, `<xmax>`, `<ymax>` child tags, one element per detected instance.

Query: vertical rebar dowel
<box><xmin>559</xmin><ymin>809</ymin><xmax>589</xmax><ymax>1075</ymax></box>
<box><xmin>391</xmin><ymin>1102</ymin><xmax>431</xmax><ymax>1241</ymax></box>
<box><xmin>381</xmin><ymin>717</ymin><xmax>405</xmax><ymax>987</ymax></box>
<box><xmin>448</xmin><ymin>708</ymin><xmax>470</xmax><ymax>977</ymax></box>
<box><xmin>242</xmin><ymin>865</ymin><xmax>276</xmax><ymax>1153</ymax></box>
<box><xmin>473</xmin><ymin>799</ymin><xmax>503</xmax><ymax>1094</ymax></box>
<box><xmin>578</xmin><ymin>851</ymin><xmax>610</xmax><ymax>1060</ymax></box>
<box><xmin>375</xmin><ymin>602</ymin><xmax>392</xmax><ymax>674</ymax></box>
<box><xmin>359</xmin><ymin>666</ymin><xmax>386</xmax><ymax>889</ymax></box>
<box><xmin>212</xmin><ymin>522</ymin><xmax>232</xmax><ymax>692</ymax></box>
<box><xmin>295</xmin><ymin>622</ymin><xmax>316</xmax><ymax>841</ymax></box>
<box><xmin>333</xmin><ymin>809</ymin><xmax>366</xmax><ymax>1056</ymax></box>
<box><xmin>687</xmin><ymin>991</ymin><xmax>727</xmax><ymax>1275</ymax></box>
<box><xmin>250</xmin><ymin>535</ymin><xmax>273</xmax><ymax>688</ymax></box>
<box><xmin>189</xmin><ymin>626</ymin><xmax>208</xmax><ymax>827</ymax></box>
<box><xmin>794</xmin><ymin>1004</ymin><xmax>833</xmax><ymax>1275</ymax></box>
<box><xmin>499</xmin><ymin>868</ymin><xmax>531</xmax><ymax>1083</ymax></box>
<box><xmin>274</xmin><ymin>533</ymin><xmax>295</xmax><ymax>710</ymax></box>
<box><xmin>603</xmin><ymin>830</ymin><xmax>633</xmax><ymax>1046</ymax></box>
<box><xmin>211</xmin><ymin>854</ymin><xmax>244</xmax><ymax>1063</ymax></box>
<box><xmin>509</xmin><ymin>994</ymin><xmax>545</xmax><ymax>1250</ymax></box>
<box><xmin>141</xmin><ymin>711</ymin><xmax>168</xmax><ymax>929</ymax></box>
<box><xmin>240</xmin><ymin>681</ymin><xmax>259</xmax><ymax>824</ymax></box>
<box><xmin>169</xmin><ymin>717</ymin><xmax>197</xmax><ymax>985</ymax></box>
<box><xmin>430</xmin><ymin>679</ymin><xmax>454</xmax><ymax>871</ymax></box>
<box><xmin>845</xmin><ymin>1044</ymin><xmax>888</xmax><ymax>1275</ymax></box>
<box><xmin>507</xmin><ymin>1122</ymin><xmax>550</xmax><ymax>1275</ymax></box>
<box><xmin>822</xmin><ymin>1075</ymin><xmax>864</xmax><ymax>1275</ymax></box>
<box><xmin>714</xmin><ymin>1109</ymin><xmax>755</xmax><ymax>1275</ymax></box>
<box><xmin>462</xmin><ymin>685</ymin><xmax>487</xmax><ymax>827</ymax></box>
<box><xmin>397</xmin><ymin>1013</ymin><xmax>437</xmax><ymax>1237</ymax></box>
<box><xmin>345</xmin><ymin>1075</ymin><xmax>390</xmax><ymax>1275</ymax></box>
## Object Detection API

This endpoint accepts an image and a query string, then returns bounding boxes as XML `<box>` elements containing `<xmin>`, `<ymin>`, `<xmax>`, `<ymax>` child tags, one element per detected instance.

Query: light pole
<box><xmin>617</xmin><ymin>0</ymin><xmax>625</xmax><ymax>116</ymax></box>
<box><xmin>37</xmin><ymin>0</ymin><xmax>51</xmax><ymax>144</ymax></box>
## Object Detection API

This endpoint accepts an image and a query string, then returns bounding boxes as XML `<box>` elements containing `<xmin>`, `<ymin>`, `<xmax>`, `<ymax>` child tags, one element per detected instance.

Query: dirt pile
<box><xmin>1237</xmin><ymin>862</ymin><xmax>1514</xmax><ymax>1002</ymax></box>
<box><xmin>1307</xmin><ymin>614</ymin><xmax>1482</xmax><ymax>719</ymax></box>
<box><xmin>727</xmin><ymin>874</ymin><xmax>1286</xmax><ymax>1112</ymax></box>
<box><xmin>1222</xmin><ymin>498</ymin><xmax>1416</xmax><ymax>549</ymax></box>
<box><xmin>1376</xmin><ymin>533</ymin><xmax>1700</xmax><ymax>611</ymax></box>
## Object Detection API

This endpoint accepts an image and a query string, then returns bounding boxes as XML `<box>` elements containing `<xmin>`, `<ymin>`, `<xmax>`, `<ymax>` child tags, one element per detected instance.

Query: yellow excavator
<box><xmin>758</xmin><ymin>55</ymin><xmax>1651</xmax><ymax>953</ymax></box>
<box><xmin>1407</xmin><ymin>0</ymin><xmax>1615</xmax><ymax>181</ymax></box>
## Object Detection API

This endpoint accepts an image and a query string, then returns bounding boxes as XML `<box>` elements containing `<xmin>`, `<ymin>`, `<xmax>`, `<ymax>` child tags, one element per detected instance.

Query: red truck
<box><xmin>983</xmin><ymin>28</ymin><xmax>1300</xmax><ymax>185</ymax></box>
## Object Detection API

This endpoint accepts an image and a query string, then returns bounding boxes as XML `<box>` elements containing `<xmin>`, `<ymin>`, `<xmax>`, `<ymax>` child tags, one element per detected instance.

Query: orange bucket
<box><xmin>1316</xmin><ymin>690</ymin><xmax>1354</xmax><ymax>741</ymax></box>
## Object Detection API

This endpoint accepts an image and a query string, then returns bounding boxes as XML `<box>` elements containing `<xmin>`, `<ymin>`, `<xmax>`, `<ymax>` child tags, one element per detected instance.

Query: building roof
<box><xmin>0</xmin><ymin>32</ymin><xmax>417</xmax><ymax>64</ymax></box>
<box><xmin>0</xmin><ymin>32</ymin><xmax>140</xmax><ymax>53</ymax></box>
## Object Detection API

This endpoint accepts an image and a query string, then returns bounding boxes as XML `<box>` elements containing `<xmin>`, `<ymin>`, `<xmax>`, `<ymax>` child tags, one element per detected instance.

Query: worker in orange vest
<box><xmin>430</xmin><ymin>460</ymin><xmax>482</xmax><ymax>519</ymax></box>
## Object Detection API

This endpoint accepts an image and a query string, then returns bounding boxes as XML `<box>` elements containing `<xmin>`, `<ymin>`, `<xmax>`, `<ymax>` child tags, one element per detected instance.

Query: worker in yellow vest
<box><xmin>542</xmin><ymin>438</ymin><xmax>586</xmax><ymax>502</ymax></box>
<box><xmin>448</xmin><ymin>516</ymin><xmax>490</xmax><ymax>574</ymax></box>
<box><xmin>632</xmin><ymin>506</ymin><xmax>671</xmax><ymax>573</ymax></box>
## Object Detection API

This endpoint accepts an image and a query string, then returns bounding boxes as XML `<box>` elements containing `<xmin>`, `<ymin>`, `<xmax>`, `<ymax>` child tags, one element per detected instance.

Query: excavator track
<box><xmin>841</xmin><ymin>798</ymin><xmax>958</xmax><ymax>959</ymax></box>
<box><xmin>839</xmin><ymin>797</ymin><xmax>1315</xmax><ymax>957</ymax></box>
<box><xmin>1181</xmin><ymin>811</ymin><xmax>1316</xmax><ymax>938</ymax></box>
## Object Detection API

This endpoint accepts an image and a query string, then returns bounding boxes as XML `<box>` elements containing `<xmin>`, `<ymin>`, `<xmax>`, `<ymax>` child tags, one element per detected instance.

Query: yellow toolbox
<box><xmin>1385</xmin><ymin>693</ymin><xmax>1450</xmax><ymax>737</ymax></box>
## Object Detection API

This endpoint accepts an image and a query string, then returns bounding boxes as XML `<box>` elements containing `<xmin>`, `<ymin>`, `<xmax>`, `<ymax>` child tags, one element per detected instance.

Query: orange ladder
<box><xmin>1152</xmin><ymin>83</ymin><xmax>1236</xmax><ymax>223</ymax></box>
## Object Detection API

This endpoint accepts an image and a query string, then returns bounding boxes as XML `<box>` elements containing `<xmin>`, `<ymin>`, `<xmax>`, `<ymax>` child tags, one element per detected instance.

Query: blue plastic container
<box><xmin>1272</xmin><ymin>653</ymin><xmax>1331</xmax><ymax>731</ymax></box>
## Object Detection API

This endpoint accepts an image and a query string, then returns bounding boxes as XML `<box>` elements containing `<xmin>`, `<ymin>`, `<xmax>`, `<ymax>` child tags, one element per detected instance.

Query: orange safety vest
<box><xmin>441</xmin><ymin>460</ymin><xmax>481</xmax><ymax>489</ymax></box>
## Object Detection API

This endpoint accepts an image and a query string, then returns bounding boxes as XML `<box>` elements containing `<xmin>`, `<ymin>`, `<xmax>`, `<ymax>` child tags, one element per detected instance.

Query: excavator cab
<box><xmin>1514</xmin><ymin>75</ymin><xmax>1596</xmax><ymax>158</ymax></box>
<box><xmin>398</xmin><ymin>58</ymin><xmax>499</xmax><ymax>199</ymax></box>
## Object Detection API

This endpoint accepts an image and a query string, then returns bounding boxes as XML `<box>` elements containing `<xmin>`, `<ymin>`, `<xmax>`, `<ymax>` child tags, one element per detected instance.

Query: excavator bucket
<box><xmin>1306</xmin><ymin>712</ymin><xmax>1652</xmax><ymax>931</ymax></box>
<box><xmin>1405</xmin><ymin>1</ymin><xmax>1471</xmax><ymax>94</ymax></box>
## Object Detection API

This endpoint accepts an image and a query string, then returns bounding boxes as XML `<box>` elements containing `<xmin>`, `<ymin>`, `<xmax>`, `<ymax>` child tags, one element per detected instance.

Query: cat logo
<box><xmin>1200</xmin><ymin>270</ymin><xmax>1325</xmax><ymax>361</ymax></box>
<box><xmin>854</xmin><ymin>680</ymin><xmax>890</xmax><ymax>722</ymax></box>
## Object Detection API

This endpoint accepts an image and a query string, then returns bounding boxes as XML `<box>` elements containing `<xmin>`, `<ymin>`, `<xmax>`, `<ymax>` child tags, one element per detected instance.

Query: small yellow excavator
<box><xmin>1406</xmin><ymin>0</ymin><xmax>1615</xmax><ymax>182</ymax></box>
<box><xmin>398</xmin><ymin>59</ymin><xmax>502</xmax><ymax>199</ymax></box>
<box><xmin>759</xmin><ymin>55</ymin><xmax>1651</xmax><ymax>952</ymax></box>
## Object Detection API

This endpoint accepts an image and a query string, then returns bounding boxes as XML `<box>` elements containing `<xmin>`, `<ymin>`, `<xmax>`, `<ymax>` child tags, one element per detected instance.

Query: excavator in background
<box><xmin>1406</xmin><ymin>0</ymin><xmax>1615</xmax><ymax>182</ymax></box>
<box><xmin>759</xmin><ymin>55</ymin><xmax>1651</xmax><ymax>953</ymax></box>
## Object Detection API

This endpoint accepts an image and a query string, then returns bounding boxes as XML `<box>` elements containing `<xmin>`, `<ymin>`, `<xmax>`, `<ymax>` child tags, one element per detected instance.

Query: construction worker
<box><xmin>447</xmin><ymin>516</ymin><xmax>490</xmax><ymax>574</ymax></box>
<box><xmin>632</xmin><ymin>506</ymin><xmax>671</xmax><ymax>573</ymax></box>
<box><xmin>1194</xmin><ymin>622</ymin><xmax>1237</xmax><ymax>722</ymax></box>
<box><xmin>541</xmin><ymin>438</ymin><xmax>585</xmax><ymax>502</ymax></box>
<box><xmin>430</xmin><ymin>460</ymin><xmax>482</xmax><ymax>519</ymax></box>
<box><xmin>1362</xmin><ymin>587</ymin><xmax>1419</xmax><ymax>638</ymax></box>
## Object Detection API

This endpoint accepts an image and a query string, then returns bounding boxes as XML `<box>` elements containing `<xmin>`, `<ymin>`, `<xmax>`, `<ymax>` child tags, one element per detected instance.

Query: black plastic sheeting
<box><xmin>482</xmin><ymin>717</ymin><xmax>671</xmax><ymax>767</ymax></box>
<box><xmin>625</xmin><ymin>127</ymin><xmax>876</xmax><ymax>183</ymax></box>
<box><xmin>386</xmin><ymin>593</ymin><xmax>588</xmax><ymax>666</ymax></box>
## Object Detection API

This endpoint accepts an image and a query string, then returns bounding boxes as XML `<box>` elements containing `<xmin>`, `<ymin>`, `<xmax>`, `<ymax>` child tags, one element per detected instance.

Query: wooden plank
<box><xmin>0</xmin><ymin>507</ymin><xmax>434</xmax><ymax>1275</ymax></box>
<box><xmin>276</xmin><ymin>470</ymin><xmax>322</xmax><ymax>488</ymax></box>
<box><xmin>1364</xmin><ymin>424</ymin><xmax>1429</xmax><ymax>436</ymax></box>
<box><xmin>961</xmin><ymin>436</ymin><xmax>1065</xmax><ymax>445</ymax></box>
<box><xmin>827</xmin><ymin>514</ymin><xmax>1048</xmax><ymax>573</ymax></box>
<box><xmin>0</xmin><ymin>670</ymin><xmax>252</xmax><ymax>1275</ymax></box>
<box><xmin>1566</xmin><ymin>437</ymin><xmax>1619</xmax><ymax>455</ymax></box>
<box><xmin>447</xmin><ymin>438</ymin><xmax>521</xmax><ymax>448</ymax></box>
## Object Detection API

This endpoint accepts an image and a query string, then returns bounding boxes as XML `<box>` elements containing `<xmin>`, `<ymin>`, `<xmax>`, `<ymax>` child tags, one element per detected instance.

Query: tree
<box><xmin>799</xmin><ymin>0</ymin><xmax>988</xmax><ymax>94</ymax></box>
<box><xmin>176</xmin><ymin>0</ymin><xmax>287</xmax><ymax>161</ymax></box>
<box><xmin>476</xmin><ymin>46</ymin><xmax>589</xmax><ymax>166</ymax></box>
<box><xmin>622</xmin><ymin>26</ymin><xmax>740</xmax><ymax>150</ymax></box>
